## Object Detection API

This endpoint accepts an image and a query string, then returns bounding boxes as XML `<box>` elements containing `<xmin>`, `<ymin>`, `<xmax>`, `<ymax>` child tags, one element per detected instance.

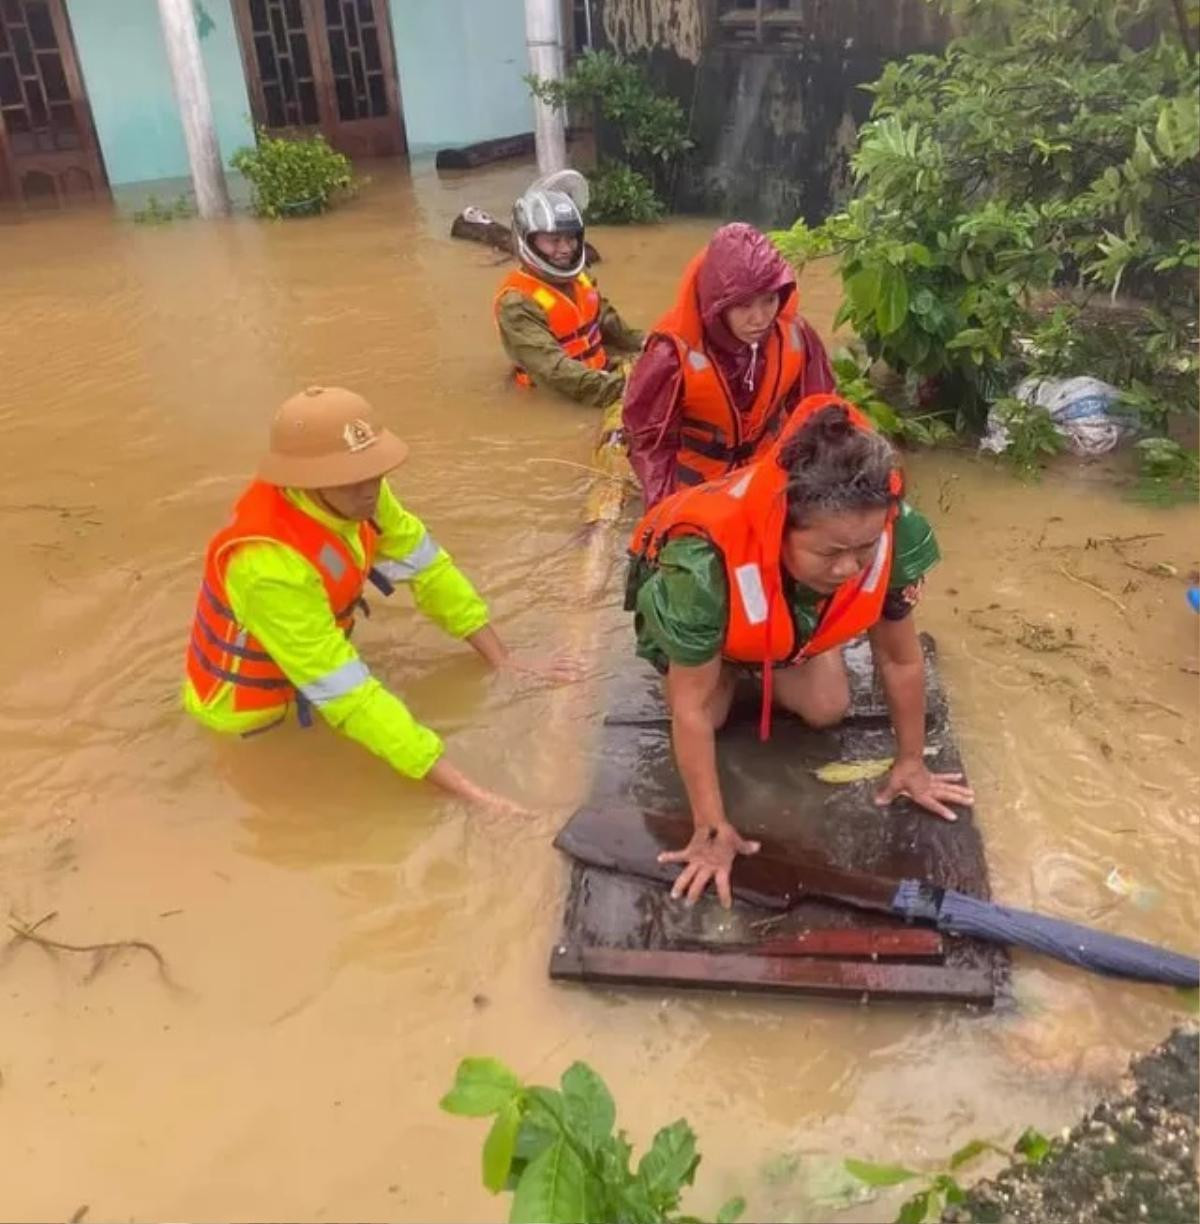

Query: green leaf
<box><xmin>717</xmin><ymin>1194</ymin><xmax>746</xmax><ymax>1223</ymax></box>
<box><xmin>1155</xmin><ymin>103</ymin><xmax>1177</xmax><ymax>160</ymax></box>
<box><xmin>843</xmin><ymin>1157</ymin><xmax>919</xmax><ymax>1187</ymax></box>
<box><xmin>525</xmin><ymin>1084</ymin><xmax>569</xmax><ymax>1121</ymax></box>
<box><xmin>933</xmin><ymin>1173</ymin><xmax>966</xmax><ymax>1205</ymax></box>
<box><xmin>875</xmin><ymin>265</ymin><xmax>910</xmax><ymax>335</ymax></box>
<box><xmin>560</xmin><ymin>1061</ymin><xmax>616</xmax><ymax>1151</ymax></box>
<box><xmin>832</xmin><ymin>353</ymin><xmax>863</xmax><ymax>381</ymax></box>
<box><xmin>904</xmin><ymin>242</ymin><xmax>934</xmax><ymax>267</ymax></box>
<box><xmin>864</xmin><ymin>401</ymin><xmax>902</xmax><ymax>435</ymax></box>
<box><xmin>483</xmin><ymin>1099</ymin><xmax>522</xmax><ymax>1193</ymax></box>
<box><xmin>897</xmin><ymin>1188</ymin><xmax>934</xmax><ymax>1224</ymax></box>
<box><xmin>637</xmin><ymin>1119</ymin><xmax>700</xmax><ymax>1208</ymax></box>
<box><xmin>509</xmin><ymin>1136</ymin><xmax>589</xmax><ymax>1224</ymax></box>
<box><xmin>440</xmin><ymin>1057</ymin><xmax>522</xmax><ymax>1117</ymax></box>
<box><xmin>846</xmin><ymin>265</ymin><xmax>883</xmax><ymax>313</ymax></box>
<box><xmin>1015</xmin><ymin>1127</ymin><xmax>1052</xmax><ymax>1166</ymax></box>
<box><xmin>949</xmin><ymin>1138</ymin><xmax>988</xmax><ymax>1169</ymax></box>
<box><xmin>1131</xmin><ymin>128</ymin><xmax>1159</xmax><ymax>175</ymax></box>
<box><xmin>946</xmin><ymin>327</ymin><xmax>989</xmax><ymax>351</ymax></box>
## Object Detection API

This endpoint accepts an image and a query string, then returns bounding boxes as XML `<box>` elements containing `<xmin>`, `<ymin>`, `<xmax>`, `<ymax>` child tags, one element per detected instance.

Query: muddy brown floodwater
<box><xmin>0</xmin><ymin>161</ymin><xmax>1197</xmax><ymax>1224</ymax></box>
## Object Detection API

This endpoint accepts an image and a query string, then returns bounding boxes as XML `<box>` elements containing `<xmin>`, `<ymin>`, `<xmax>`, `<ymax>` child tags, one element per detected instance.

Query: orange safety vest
<box><xmin>628</xmin><ymin>394</ymin><xmax>903</xmax><ymax>739</ymax></box>
<box><xmin>494</xmin><ymin>268</ymin><xmax>608</xmax><ymax>387</ymax></box>
<box><xmin>649</xmin><ymin>250</ymin><xmax>808</xmax><ymax>488</ymax></box>
<box><xmin>185</xmin><ymin>481</ymin><xmax>379</xmax><ymax>722</ymax></box>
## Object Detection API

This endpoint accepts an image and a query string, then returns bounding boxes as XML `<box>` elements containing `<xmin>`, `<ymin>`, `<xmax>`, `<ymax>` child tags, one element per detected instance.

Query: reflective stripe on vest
<box><xmin>495</xmin><ymin>268</ymin><xmax>608</xmax><ymax>387</ymax></box>
<box><xmin>299</xmin><ymin>658</ymin><xmax>372</xmax><ymax>706</ymax></box>
<box><xmin>373</xmin><ymin>533</ymin><xmax>440</xmax><ymax>583</ymax></box>
<box><xmin>658</xmin><ymin>307</ymin><xmax>807</xmax><ymax>489</ymax></box>
<box><xmin>188</xmin><ymin>639</ymin><xmax>292</xmax><ymax>690</ymax></box>
<box><xmin>628</xmin><ymin>394</ymin><xmax>902</xmax><ymax>740</ymax></box>
<box><xmin>185</xmin><ymin>481</ymin><xmax>380</xmax><ymax>721</ymax></box>
<box><xmin>733</xmin><ymin>562</ymin><xmax>769</xmax><ymax>626</ymax></box>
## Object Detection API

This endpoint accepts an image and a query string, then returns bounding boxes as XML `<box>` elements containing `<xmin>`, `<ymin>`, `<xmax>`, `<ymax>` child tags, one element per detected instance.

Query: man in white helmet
<box><xmin>493</xmin><ymin>175</ymin><xmax>643</xmax><ymax>408</ymax></box>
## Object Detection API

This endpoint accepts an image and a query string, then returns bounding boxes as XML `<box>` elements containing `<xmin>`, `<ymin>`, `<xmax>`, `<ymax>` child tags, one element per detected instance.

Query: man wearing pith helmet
<box><xmin>183</xmin><ymin>386</ymin><xmax>568</xmax><ymax>811</ymax></box>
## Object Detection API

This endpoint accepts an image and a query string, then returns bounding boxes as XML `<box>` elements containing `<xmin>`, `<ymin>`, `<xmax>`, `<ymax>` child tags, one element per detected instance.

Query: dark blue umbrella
<box><xmin>890</xmin><ymin>878</ymin><xmax>1198</xmax><ymax>987</ymax></box>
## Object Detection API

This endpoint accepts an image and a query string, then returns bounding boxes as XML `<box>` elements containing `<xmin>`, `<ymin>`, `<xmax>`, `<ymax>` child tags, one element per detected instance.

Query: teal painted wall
<box><xmin>389</xmin><ymin>0</ymin><xmax>532</xmax><ymax>153</ymax></box>
<box><xmin>66</xmin><ymin>0</ymin><xmax>254</xmax><ymax>186</ymax></box>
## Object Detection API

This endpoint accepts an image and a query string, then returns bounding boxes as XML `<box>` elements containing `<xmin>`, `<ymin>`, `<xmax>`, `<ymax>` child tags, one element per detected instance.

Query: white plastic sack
<box><xmin>980</xmin><ymin>376</ymin><xmax>1133</xmax><ymax>457</ymax></box>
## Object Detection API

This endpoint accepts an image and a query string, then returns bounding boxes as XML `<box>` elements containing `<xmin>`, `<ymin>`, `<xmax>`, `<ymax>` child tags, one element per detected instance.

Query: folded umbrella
<box><xmin>890</xmin><ymin>879</ymin><xmax>1198</xmax><ymax>987</ymax></box>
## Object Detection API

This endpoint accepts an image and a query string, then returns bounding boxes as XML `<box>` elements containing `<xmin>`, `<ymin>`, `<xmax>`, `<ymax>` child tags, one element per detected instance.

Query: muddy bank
<box><xmin>945</xmin><ymin>1026</ymin><xmax>1199</xmax><ymax>1224</ymax></box>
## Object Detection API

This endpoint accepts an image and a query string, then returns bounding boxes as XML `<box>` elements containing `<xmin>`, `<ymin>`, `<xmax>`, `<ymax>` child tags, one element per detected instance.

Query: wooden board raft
<box><xmin>550</xmin><ymin>636</ymin><xmax>1005</xmax><ymax>1006</ymax></box>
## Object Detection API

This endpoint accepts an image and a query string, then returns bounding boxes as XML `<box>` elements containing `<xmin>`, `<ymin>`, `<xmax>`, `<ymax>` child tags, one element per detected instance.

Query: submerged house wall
<box><xmin>389</xmin><ymin>0</ymin><xmax>532</xmax><ymax>155</ymax></box>
<box><xmin>594</xmin><ymin>0</ymin><xmax>950</xmax><ymax>227</ymax></box>
<box><xmin>66</xmin><ymin>0</ymin><xmax>253</xmax><ymax>187</ymax></box>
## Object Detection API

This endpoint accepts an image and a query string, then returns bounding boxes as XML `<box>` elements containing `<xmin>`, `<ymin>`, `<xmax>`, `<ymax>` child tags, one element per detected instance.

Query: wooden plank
<box><xmin>743</xmin><ymin>928</ymin><xmax>943</xmax><ymax>961</ymax></box>
<box><xmin>550</xmin><ymin>634</ymin><xmax>1005</xmax><ymax>1005</ymax></box>
<box><xmin>554</xmin><ymin>807</ymin><xmax>907</xmax><ymax>914</ymax></box>
<box><xmin>551</xmin><ymin>945</ymin><xmax>994</xmax><ymax>1004</ymax></box>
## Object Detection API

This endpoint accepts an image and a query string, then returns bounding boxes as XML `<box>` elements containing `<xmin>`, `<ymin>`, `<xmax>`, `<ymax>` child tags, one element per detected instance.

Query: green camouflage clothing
<box><xmin>495</xmin><ymin>287</ymin><xmax>643</xmax><ymax>408</ymax></box>
<box><xmin>631</xmin><ymin>502</ymin><xmax>940</xmax><ymax>671</ymax></box>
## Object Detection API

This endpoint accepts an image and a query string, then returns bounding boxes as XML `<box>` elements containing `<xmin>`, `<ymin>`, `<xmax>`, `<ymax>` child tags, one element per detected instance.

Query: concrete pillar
<box><xmin>524</xmin><ymin>0</ymin><xmax>567</xmax><ymax>175</ymax></box>
<box><xmin>155</xmin><ymin>0</ymin><xmax>230</xmax><ymax>218</ymax></box>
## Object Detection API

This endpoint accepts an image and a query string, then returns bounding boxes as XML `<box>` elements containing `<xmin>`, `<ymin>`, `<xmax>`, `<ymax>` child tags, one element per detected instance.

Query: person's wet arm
<box><xmin>634</xmin><ymin>539</ymin><xmax>759</xmax><ymax>905</ymax></box>
<box><xmin>667</xmin><ymin>657</ymin><xmax>727</xmax><ymax>830</ymax></box>
<box><xmin>374</xmin><ymin>486</ymin><xmax>579</xmax><ymax>684</ymax></box>
<box><xmin>868</xmin><ymin>516</ymin><xmax>974</xmax><ymax>820</ymax></box>
<box><xmin>496</xmin><ymin>293</ymin><xmax>624</xmax><ymax>407</ymax></box>
<box><xmin>372</xmin><ymin>488</ymin><xmax>491</xmax><ymax>641</ymax></box>
<box><xmin>227</xmin><ymin>548</ymin><xmax>524</xmax><ymax>811</ymax></box>
<box><xmin>622</xmin><ymin>338</ymin><xmax>683</xmax><ymax>506</ymax></box>
<box><xmin>597</xmin><ymin>297</ymin><xmax>644</xmax><ymax>353</ymax></box>
<box><xmin>869</xmin><ymin>614</ymin><xmax>927</xmax><ymax>765</ymax></box>
<box><xmin>226</xmin><ymin>550</ymin><xmax>445</xmax><ymax>780</ymax></box>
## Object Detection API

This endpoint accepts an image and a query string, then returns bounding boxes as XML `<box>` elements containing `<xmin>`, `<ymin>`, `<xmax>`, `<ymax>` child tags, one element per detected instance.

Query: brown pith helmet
<box><xmin>257</xmin><ymin>386</ymin><xmax>410</xmax><ymax>488</ymax></box>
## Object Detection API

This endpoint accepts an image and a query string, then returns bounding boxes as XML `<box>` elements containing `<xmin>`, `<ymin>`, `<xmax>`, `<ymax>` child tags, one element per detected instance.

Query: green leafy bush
<box><xmin>441</xmin><ymin>1056</ymin><xmax>744</xmax><ymax>1223</ymax></box>
<box><xmin>1132</xmin><ymin>435</ymin><xmax>1200</xmax><ymax>502</ymax></box>
<box><xmin>988</xmin><ymin>397</ymin><xmax>1067</xmax><ymax>476</ymax></box>
<box><xmin>771</xmin><ymin>0</ymin><xmax>1199</xmax><ymax>452</ymax></box>
<box><xmin>528</xmin><ymin>50</ymin><xmax>692</xmax><ymax>223</ymax></box>
<box><xmin>832</xmin><ymin>349</ymin><xmax>958</xmax><ymax>446</ymax></box>
<box><xmin>587</xmin><ymin>162</ymin><xmax>666</xmax><ymax>223</ymax></box>
<box><xmin>131</xmin><ymin>193</ymin><xmax>194</xmax><ymax>225</ymax></box>
<box><xmin>230</xmin><ymin>128</ymin><xmax>354</xmax><ymax>219</ymax></box>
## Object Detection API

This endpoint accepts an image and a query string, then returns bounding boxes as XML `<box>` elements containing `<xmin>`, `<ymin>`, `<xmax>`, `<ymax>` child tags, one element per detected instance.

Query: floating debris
<box><xmin>814</xmin><ymin>747</ymin><xmax>937</xmax><ymax>785</ymax></box>
<box><xmin>814</xmin><ymin>758</ymin><xmax>894</xmax><ymax>784</ymax></box>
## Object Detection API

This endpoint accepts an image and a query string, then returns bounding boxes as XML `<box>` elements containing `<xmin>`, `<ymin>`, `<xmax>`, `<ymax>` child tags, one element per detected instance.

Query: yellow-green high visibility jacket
<box><xmin>183</xmin><ymin>483</ymin><xmax>488</xmax><ymax>778</ymax></box>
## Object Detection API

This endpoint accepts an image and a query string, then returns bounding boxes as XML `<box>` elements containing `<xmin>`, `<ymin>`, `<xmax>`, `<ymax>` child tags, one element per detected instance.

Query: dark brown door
<box><xmin>234</xmin><ymin>0</ymin><xmax>405</xmax><ymax>160</ymax></box>
<box><xmin>0</xmin><ymin>0</ymin><xmax>106</xmax><ymax>205</ymax></box>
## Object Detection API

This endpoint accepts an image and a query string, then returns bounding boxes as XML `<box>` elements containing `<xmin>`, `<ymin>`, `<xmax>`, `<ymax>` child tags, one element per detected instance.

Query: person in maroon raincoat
<box><xmin>622</xmin><ymin>222</ymin><xmax>836</xmax><ymax>507</ymax></box>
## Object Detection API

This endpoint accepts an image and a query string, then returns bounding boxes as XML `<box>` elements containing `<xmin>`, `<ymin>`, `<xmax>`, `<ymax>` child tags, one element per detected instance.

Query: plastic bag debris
<box><xmin>981</xmin><ymin>376</ymin><xmax>1136</xmax><ymax>457</ymax></box>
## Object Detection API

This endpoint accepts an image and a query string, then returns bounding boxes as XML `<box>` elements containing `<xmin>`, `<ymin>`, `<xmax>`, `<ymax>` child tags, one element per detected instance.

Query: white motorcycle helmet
<box><xmin>512</xmin><ymin>170</ymin><xmax>590</xmax><ymax>281</ymax></box>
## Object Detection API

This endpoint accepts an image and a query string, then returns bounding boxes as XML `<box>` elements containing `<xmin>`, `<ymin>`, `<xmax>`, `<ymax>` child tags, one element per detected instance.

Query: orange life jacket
<box><xmin>649</xmin><ymin>250</ymin><xmax>808</xmax><ymax>487</ymax></box>
<box><xmin>628</xmin><ymin>394</ymin><xmax>903</xmax><ymax>739</ymax></box>
<box><xmin>186</xmin><ymin>481</ymin><xmax>379</xmax><ymax>723</ymax></box>
<box><xmin>494</xmin><ymin>268</ymin><xmax>607</xmax><ymax>387</ymax></box>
